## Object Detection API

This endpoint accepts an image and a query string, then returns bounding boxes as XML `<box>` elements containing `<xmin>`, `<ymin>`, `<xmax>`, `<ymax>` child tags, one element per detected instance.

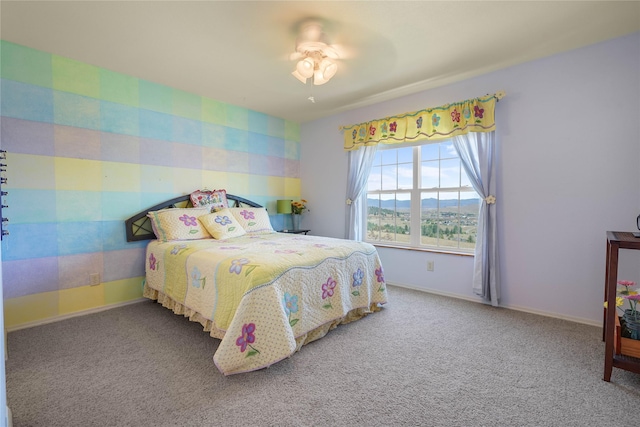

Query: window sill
<box><xmin>370</xmin><ymin>242</ymin><xmax>474</xmax><ymax>257</ymax></box>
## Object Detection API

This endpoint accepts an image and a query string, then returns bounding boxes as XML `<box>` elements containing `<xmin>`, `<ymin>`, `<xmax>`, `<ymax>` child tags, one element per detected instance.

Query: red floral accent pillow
<box><xmin>190</xmin><ymin>189</ymin><xmax>228</xmax><ymax>212</ymax></box>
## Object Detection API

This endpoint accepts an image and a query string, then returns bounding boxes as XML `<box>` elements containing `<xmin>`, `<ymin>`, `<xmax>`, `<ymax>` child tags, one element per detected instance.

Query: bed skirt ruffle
<box><xmin>143</xmin><ymin>282</ymin><xmax>382</xmax><ymax>354</ymax></box>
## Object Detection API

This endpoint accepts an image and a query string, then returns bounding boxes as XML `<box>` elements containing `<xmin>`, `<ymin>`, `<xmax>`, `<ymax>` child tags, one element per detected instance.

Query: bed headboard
<box><xmin>125</xmin><ymin>194</ymin><xmax>263</xmax><ymax>242</ymax></box>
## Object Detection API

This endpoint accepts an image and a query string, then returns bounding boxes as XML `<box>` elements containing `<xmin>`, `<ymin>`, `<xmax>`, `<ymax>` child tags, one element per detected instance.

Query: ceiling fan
<box><xmin>289</xmin><ymin>20</ymin><xmax>345</xmax><ymax>85</ymax></box>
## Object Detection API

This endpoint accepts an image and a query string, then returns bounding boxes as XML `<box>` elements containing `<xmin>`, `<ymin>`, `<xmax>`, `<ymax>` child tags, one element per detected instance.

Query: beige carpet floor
<box><xmin>6</xmin><ymin>285</ymin><xmax>640</xmax><ymax>426</ymax></box>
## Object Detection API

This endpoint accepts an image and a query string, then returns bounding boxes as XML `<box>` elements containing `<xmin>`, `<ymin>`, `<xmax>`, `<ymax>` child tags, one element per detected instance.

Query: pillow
<box><xmin>147</xmin><ymin>208</ymin><xmax>211</xmax><ymax>242</ymax></box>
<box><xmin>229</xmin><ymin>207</ymin><xmax>275</xmax><ymax>234</ymax></box>
<box><xmin>190</xmin><ymin>189</ymin><xmax>228</xmax><ymax>212</ymax></box>
<box><xmin>198</xmin><ymin>209</ymin><xmax>247</xmax><ymax>240</ymax></box>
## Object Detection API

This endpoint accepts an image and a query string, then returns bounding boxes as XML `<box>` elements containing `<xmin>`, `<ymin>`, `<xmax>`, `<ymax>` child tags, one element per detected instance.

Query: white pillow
<box><xmin>147</xmin><ymin>208</ymin><xmax>211</xmax><ymax>242</ymax></box>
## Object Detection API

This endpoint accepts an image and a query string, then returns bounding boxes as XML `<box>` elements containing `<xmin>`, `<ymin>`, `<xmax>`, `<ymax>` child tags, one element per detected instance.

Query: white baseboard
<box><xmin>388</xmin><ymin>282</ymin><xmax>485</xmax><ymax>304</ymax></box>
<box><xmin>7</xmin><ymin>283</ymin><xmax>602</xmax><ymax>333</ymax></box>
<box><xmin>387</xmin><ymin>282</ymin><xmax>601</xmax><ymax>327</ymax></box>
<box><xmin>6</xmin><ymin>298</ymin><xmax>147</xmax><ymax>333</ymax></box>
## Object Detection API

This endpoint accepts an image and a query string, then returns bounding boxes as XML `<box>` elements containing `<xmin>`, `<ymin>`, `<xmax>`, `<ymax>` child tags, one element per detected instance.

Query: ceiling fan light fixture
<box><xmin>319</xmin><ymin>58</ymin><xmax>337</xmax><ymax>80</ymax></box>
<box><xmin>290</xmin><ymin>21</ymin><xmax>342</xmax><ymax>87</ymax></box>
<box><xmin>313</xmin><ymin>70</ymin><xmax>329</xmax><ymax>86</ymax></box>
<box><xmin>291</xmin><ymin>70</ymin><xmax>308</xmax><ymax>84</ymax></box>
<box><xmin>296</xmin><ymin>57</ymin><xmax>315</xmax><ymax>78</ymax></box>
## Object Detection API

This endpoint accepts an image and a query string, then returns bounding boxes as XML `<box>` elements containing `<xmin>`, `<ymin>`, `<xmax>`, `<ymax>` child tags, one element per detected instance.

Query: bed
<box><xmin>125</xmin><ymin>191</ymin><xmax>388</xmax><ymax>375</ymax></box>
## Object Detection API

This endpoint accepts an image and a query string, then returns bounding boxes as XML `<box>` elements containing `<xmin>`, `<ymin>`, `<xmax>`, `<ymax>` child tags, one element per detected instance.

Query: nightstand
<box><xmin>280</xmin><ymin>229</ymin><xmax>310</xmax><ymax>235</ymax></box>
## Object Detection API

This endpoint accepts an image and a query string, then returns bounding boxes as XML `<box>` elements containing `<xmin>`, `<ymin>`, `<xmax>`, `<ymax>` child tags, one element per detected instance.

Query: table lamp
<box><xmin>277</xmin><ymin>199</ymin><xmax>293</xmax><ymax>231</ymax></box>
<box><xmin>276</xmin><ymin>200</ymin><xmax>292</xmax><ymax>215</ymax></box>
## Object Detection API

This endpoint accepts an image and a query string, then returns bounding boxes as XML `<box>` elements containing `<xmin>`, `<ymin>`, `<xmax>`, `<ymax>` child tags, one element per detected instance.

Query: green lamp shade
<box><xmin>277</xmin><ymin>199</ymin><xmax>292</xmax><ymax>214</ymax></box>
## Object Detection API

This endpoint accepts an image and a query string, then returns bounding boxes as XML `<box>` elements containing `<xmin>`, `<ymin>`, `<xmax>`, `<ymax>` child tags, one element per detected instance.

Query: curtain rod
<box><xmin>339</xmin><ymin>90</ymin><xmax>506</xmax><ymax>131</ymax></box>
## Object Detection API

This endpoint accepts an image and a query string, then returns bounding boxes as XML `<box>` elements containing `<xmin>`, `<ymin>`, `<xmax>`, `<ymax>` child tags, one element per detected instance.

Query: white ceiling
<box><xmin>1</xmin><ymin>1</ymin><xmax>639</xmax><ymax>123</ymax></box>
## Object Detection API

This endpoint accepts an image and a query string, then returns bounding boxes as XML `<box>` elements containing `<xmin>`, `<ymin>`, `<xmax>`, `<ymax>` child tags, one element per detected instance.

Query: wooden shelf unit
<box><xmin>603</xmin><ymin>231</ymin><xmax>640</xmax><ymax>381</ymax></box>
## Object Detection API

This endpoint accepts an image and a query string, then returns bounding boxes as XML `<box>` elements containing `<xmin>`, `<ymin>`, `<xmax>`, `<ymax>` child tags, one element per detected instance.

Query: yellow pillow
<box><xmin>198</xmin><ymin>209</ymin><xmax>247</xmax><ymax>240</ymax></box>
<box><xmin>147</xmin><ymin>208</ymin><xmax>211</xmax><ymax>242</ymax></box>
<box><xmin>229</xmin><ymin>207</ymin><xmax>275</xmax><ymax>234</ymax></box>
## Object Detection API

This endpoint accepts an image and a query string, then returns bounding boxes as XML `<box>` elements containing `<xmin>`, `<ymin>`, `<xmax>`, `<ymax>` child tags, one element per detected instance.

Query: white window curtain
<box><xmin>345</xmin><ymin>144</ymin><xmax>378</xmax><ymax>240</ymax></box>
<box><xmin>452</xmin><ymin>131</ymin><xmax>499</xmax><ymax>306</ymax></box>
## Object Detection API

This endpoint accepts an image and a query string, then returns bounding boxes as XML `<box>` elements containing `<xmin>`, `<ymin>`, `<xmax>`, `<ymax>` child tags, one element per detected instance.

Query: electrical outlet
<box><xmin>427</xmin><ymin>260</ymin><xmax>434</xmax><ymax>272</ymax></box>
<box><xmin>89</xmin><ymin>273</ymin><xmax>101</xmax><ymax>286</ymax></box>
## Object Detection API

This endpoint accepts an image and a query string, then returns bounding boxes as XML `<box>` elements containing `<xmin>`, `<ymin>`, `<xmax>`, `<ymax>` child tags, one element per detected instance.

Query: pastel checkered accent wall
<box><xmin>0</xmin><ymin>41</ymin><xmax>301</xmax><ymax>328</ymax></box>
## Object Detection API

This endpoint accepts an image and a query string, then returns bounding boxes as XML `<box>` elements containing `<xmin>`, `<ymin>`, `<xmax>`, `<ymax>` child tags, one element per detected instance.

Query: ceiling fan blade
<box><xmin>322</xmin><ymin>45</ymin><xmax>340</xmax><ymax>59</ymax></box>
<box><xmin>329</xmin><ymin>44</ymin><xmax>354</xmax><ymax>60</ymax></box>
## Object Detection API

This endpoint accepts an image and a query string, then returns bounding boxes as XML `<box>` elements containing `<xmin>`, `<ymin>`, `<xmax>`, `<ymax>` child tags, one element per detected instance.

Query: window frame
<box><xmin>364</xmin><ymin>140</ymin><xmax>479</xmax><ymax>254</ymax></box>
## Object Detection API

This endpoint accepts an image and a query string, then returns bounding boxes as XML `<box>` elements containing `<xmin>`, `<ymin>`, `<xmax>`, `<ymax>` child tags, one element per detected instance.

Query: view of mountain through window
<box><xmin>366</xmin><ymin>141</ymin><xmax>479</xmax><ymax>252</ymax></box>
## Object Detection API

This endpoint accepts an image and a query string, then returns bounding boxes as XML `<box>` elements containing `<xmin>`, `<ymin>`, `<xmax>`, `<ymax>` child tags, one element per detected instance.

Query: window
<box><xmin>366</xmin><ymin>140</ymin><xmax>479</xmax><ymax>252</ymax></box>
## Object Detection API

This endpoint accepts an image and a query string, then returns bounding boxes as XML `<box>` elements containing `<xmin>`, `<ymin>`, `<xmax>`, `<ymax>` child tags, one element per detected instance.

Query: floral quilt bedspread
<box><xmin>145</xmin><ymin>233</ymin><xmax>388</xmax><ymax>375</ymax></box>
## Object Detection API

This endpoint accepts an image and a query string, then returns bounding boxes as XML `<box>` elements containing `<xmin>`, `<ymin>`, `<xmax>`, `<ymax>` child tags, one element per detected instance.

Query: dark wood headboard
<box><xmin>125</xmin><ymin>194</ymin><xmax>263</xmax><ymax>242</ymax></box>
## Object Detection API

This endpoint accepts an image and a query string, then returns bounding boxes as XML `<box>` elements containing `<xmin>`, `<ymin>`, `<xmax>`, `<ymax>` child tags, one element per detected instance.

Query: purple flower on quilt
<box><xmin>321</xmin><ymin>277</ymin><xmax>336</xmax><ymax>310</ymax></box>
<box><xmin>375</xmin><ymin>266</ymin><xmax>386</xmax><ymax>292</ymax></box>
<box><xmin>322</xmin><ymin>277</ymin><xmax>337</xmax><ymax>299</ymax></box>
<box><xmin>179</xmin><ymin>214</ymin><xmax>198</xmax><ymax>227</ymax></box>
<box><xmin>236</xmin><ymin>323</ymin><xmax>260</xmax><ymax>357</ymax></box>
<box><xmin>352</xmin><ymin>268</ymin><xmax>364</xmax><ymax>287</ymax></box>
<box><xmin>148</xmin><ymin>253</ymin><xmax>157</xmax><ymax>270</ymax></box>
<box><xmin>236</xmin><ymin>323</ymin><xmax>256</xmax><ymax>352</ymax></box>
<box><xmin>239</xmin><ymin>210</ymin><xmax>255</xmax><ymax>220</ymax></box>
<box><xmin>229</xmin><ymin>258</ymin><xmax>250</xmax><ymax>274</ymax></box>
<box><xmin>352</xmin><ymin>268</ymin><xmax>364</xmax><ymax>297</ymax></box>
<box><xmin>474</xmin><ymin>105</ymin><xmax>484</xmax><ymax>118</ymax></box>
<box><xmin>215</xmin><ymin>215</ymin><xmax>232</xmax><ymax>226</ymax></box>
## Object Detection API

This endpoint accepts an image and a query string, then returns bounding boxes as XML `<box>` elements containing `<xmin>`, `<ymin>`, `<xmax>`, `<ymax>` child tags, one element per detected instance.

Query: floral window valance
<box><xmin>341</xmin><ymin>91</ymin><xmax>505</xmax><ymax>151</ymax></box>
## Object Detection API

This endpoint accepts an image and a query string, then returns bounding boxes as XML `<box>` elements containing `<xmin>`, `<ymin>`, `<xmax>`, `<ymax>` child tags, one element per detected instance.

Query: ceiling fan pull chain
<box><xmin>308</xmin><ymin>85</ymin><xmax>315</xmax><ymax>103</ymax></box>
